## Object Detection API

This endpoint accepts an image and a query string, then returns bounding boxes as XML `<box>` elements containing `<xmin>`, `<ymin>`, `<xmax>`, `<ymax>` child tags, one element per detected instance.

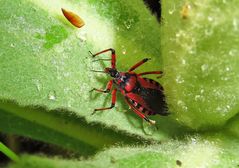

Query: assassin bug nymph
<box><xmin>90</xmin><ymin>48</ymin><xmax>169</xmax><ymax>125</ymax></box>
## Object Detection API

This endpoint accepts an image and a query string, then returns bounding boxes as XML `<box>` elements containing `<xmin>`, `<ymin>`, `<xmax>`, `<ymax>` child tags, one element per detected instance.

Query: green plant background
<box><xmin>0</xmin><ymin>0</ymin><xmax>238</xmax><ymax>167</ymax></box>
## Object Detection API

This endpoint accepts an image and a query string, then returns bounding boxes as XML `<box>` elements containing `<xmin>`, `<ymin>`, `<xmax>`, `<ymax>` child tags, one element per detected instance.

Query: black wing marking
<box><xmin>135</xmin><ymin>78</ymin><xmax>169</xmax><ymax>116</ymax></box>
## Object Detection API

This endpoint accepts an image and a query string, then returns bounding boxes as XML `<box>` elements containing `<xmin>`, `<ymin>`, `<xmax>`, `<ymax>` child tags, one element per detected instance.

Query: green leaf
<box><xmin>0</xmin><ymin>0</ymin><xmax>184</xmax><ymax>150</ymax></box>
<box><xmin>162</xmin><ymin>0</ymin><xmax>239</xmax><ymax>129</ymax></box>
<box><xmin>0</xmin><ymin>142</ymin><xmax>19</xmax><ymax>162</ymax></box>
<box><xmin>7</xmin><ymin>133</ymin><xmax>239</xmax><ymax>168</ymax></box>
<box><xmin>0</xmin><ymin>100</ymin><xmax>146</xmax><ymax>155</ymax></box>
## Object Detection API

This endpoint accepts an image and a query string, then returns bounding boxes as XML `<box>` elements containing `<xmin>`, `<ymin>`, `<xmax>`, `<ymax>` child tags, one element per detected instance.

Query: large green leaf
<box><xmin>162</xmin><ymin>0</ymin><xmax>239</xmax><ymax>129</ymax></box>
<box><xmin>1</xmin><ymin>0</ymin><xmax>239</xmax><ymax>167</ymax></box>
<box><xmin>7</xmin><ymin>132</ymin><xmax>239</xmax><ymax>168</ymax></box>
<box><xmin>0</xmin><ymin>0</ymin><xmax>185</xmax><ymax>152</ymax></box>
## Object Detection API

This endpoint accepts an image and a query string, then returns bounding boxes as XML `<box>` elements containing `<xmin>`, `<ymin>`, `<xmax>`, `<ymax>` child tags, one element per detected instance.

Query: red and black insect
<box><xmin>90</xmin><ymin>48</ymin><xmax>168</xmax><ymax>125</ymax></box>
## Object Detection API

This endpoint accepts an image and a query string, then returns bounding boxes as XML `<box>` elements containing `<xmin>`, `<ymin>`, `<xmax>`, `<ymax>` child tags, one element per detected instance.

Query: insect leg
<box><xmin>138</xmin><ymin>71</ymin><xmax>163</xmax><ymax>78</ymax></box>
<box><xmin>125</xmin><ymin>99</ymin><xmax>156</xmax><ymax>125</ymax></box>
<box><xmin>133</xmin><ymin>108</ymin><xmax>156</xmax><ymax>125</ymax></box>
<box><xmin>90</xmin><ymin>80</ymin><xmax>113</xmax><ymax>93</ymax></box>
<box><xmin>90</xmin><ymin>48</ymin><xmax>116</xmax><ymax>69</ymax></box>
<box><xmin>128</xmin><ymin>58</ymin><xmax>151</xmax><ymax>72</ymax></box>
<box><xmin>92</xmin><ymin>89</ymin><xmax>117</xmax><ymax>115</ymax></box>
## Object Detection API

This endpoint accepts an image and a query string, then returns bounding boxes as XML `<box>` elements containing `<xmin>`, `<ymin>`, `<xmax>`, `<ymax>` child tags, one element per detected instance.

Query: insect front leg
<box><xmin>90</xmin><ymin>80</ymin><xmax>113</xmax><ymax>93</ymax></box>
<box><xmin>92</xmin><ymin>89</ymin><xmax>117</xmax><ymax>115</ymax></box>
<box><xmin>90</xmin><ymin>48</ymin><xmax>116</xmax><ymax>69</ymax></box>
<box><xmin>128</xmin><ymin>58</ymin><xmax>151</xmax><ymax>72</ymax></box>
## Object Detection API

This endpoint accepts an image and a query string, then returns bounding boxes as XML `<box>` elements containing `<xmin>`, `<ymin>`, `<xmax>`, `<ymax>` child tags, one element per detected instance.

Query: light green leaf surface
<box><xmin>0</xmin><ymin>0</ymin><xmax>183</xmax><ymax>150</ymax></box>
<box><xmin>162</xmin><ymin>0</ymin><xmax>239</xmax><ymax>129</ymax></box>
<box><xmin>1</xmin><ymin>0</ymin><xmax>239</xmax><ymax>167</ymax></box>
<box><xmin>7</xmin><ymin>133</ymin><xmax>239</xmax><ymax>168</ymax></box>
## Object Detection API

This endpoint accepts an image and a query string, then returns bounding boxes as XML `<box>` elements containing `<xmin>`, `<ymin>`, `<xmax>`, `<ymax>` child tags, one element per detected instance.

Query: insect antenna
<box><xmin>91</xmin><ymin>70</ymin><xmax>106</xmax><ymax>73</ymax></box>
<box><xmin>92</xmin><ymin>58</ymin><xmax>112</xmax><ymax>62</ymax></box>
<box><xmin>89</xmin><ymin>51</ymin><xmax>94</xmax><ymax>57</ymax></box>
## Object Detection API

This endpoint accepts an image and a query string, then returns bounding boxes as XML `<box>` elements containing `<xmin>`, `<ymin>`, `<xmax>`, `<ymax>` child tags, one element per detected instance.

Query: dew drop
<box><xmin>63</xmin><ymin>72</ymin><xmax>70</xmax><ymax>77</ymax></box>
<box><xmin>67</xmin><ymin>101</ymin><xmax>72</xmax><ymax>108</ymax></box>
<box><xmin>216</xmin><ymin>106</ymin><xmax>222</xmax><ymax>112</ymax></box>
<box><xmin>122</xmin><ymin>48</ymin><xmax>127</xmax><ymax>55</ymax></box>
<box><xmin>205</xmin><ymin>28</ymin><xmax>213</xmax><ymax>36</ymax></box>
<box><xmin>182</xmin><ymin>59</ymin><xmax>186</xmax><ymax>65</ymax></box>
<box><xmin>229</xmin><ymin>49</ymin><xmax>237</xmax><ymax>56</ymax></box>
<box><xmin>191</xmin><ymin>137</ymin><xmax>197</xmax><ymax>144</ymax></box>
<box><xmin>201</xmin><ymin>64</ymin><xmax>208</xmax><ymax>72</ymax></box>
<box><xmin>142</xmin><ymin>121</ymin><xmax>156</xmax><ymax>135</ymax></box>
<box><xmin>207</xmin><ymin>16</ymin><xmax>213</xmax><ymax>22</ymax></box>
<box><xmin>10</xmin><ymin>43</ymin><xmax>15</xmax><ymax>48</ymax></box>
<box><xmin>168</xmin><ymin>5</ymin><xmax>175</xmax><ymax>15</ymax></box>
<box><xmin>64</xmin><ymin>87</ymin><xmax>70</xmax><ymax>93</ymax></box>
<box><xmin>33</xmin><ymin>79</ymin><xmax>42</xmax><ymax>92</ymax></box>
<box><xmin>176</xmin><ymin>75</ymin><xmax>184</xmax><ymax>83</ymax></box>
<box><xmin>76</xmin><ymin>31</ymin><xmax>87</xmax><ymax>42</ymax></box>
<box><xmin>54</xmin><ymin>45</ymin><xmax>64</xmax><ymax>53</ymax></box>
<box><xmin>194</xmin><ymin>95</ymin><xmax>201</xmax><ymax>101</ymax></box>
<box><xmin>48</xmin><ymin>91</ymin><xmax>57</xmax><ymax>101</ymax></box>
<box><xmin>233</xmin><ymin>18</ymin><xmax>238</xmax><ymax>31</ymax></box>
<box><xmin>124</xmin><ymin>19</ymin><xmax>133</xmax><ymax>29</ymax></box>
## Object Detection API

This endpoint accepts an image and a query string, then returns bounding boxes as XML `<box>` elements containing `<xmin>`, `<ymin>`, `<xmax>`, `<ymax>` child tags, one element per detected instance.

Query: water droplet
<box><xmin>221</xmin><ymin>77</ymin><xmax>228</xmax><ymax>81</ymax></box>
<box><xmin>67</xmin><ymin>101</ymin><xmax>72</xmax><ymax>108</ymax></box>
<box><xmin>176</xmin><ymin>75</ymin><xmax>184</xmax><ymax>83</ymax></box>
<box><xmin>216</xmin><ymin>106</ymin><xmax>222</xmax><ymax>111</ymax></box>
<box><xmin>142</xmin><ymin>121</ymin><xmax>156</xmax><ymax>135</ymax></box>
<box><xmin>191</xmin><ymin>137</ymin><xmax>197</xmax><ymax>144</ymax></box>
<box><xmin>194</xmin><ymin>95</ymin><xmax>201</xmax><ymax>101</ymax></box>
<box><xmin>201</xmin><ymin>64</ymin><xmax>208</xmax><ymax>72</ymax></box>
<box><xmin>177</xmin><ymin>100</ymin><xmax>183</xmax><ymax>105</ymax></box>
<box><xmin>177</xmin><ymin>100</ymin><xmax>188</xmax><ymax>111</ymax></box>
<box><xmin>200</xmin><ymin>89</ymin><xmax>204</xmax><ymax>94</ymax></box>
<box><xmin>63</xmin><ymin>72</ymin><xmax>70</xmax><ymax>77</ymax></box>
<box><xmin>64</xmin><ymin>87</ymin><xmax>70</xmax><ymax>93</ymax></box>
<box><xmin>182</xmin><ymin>59</ymin><xmax>186</xmax><ymax>65</ymax></box>
<box><xmin>205</xmin><ymin>28</ymin><xmax>213</xmax><ymax>36</ymax></box>
<box><xmin>176</xmin><ymin>32</ymin><xmax>181</xmax><ymax>37</ymax></box>
<box><xmin>48</xmin><ymin>91</ymin><xmax>57</xmax><ymax>100</ymax></box>
<box><xmin>124</xmin><ymin>19</ymin><xmax>133</xmax><ymax>29</ymax></box>
<box><xmin>226</xmin><ymin>67</ymin><xmax>230</xmax><ymax>71</ymax></box>
<box><xmin>122</xmin><ymin>48</ymin><xmax>127</xmax><ymax>55</ymax></box>
<box><xmin>233</xmin><ymin>18</ymin><xmax>238</xmax><ymax>31</ymax></box>
<box><xmin>76</xmin><ymin>31</ymin><xmax>87</xmax><ymax>42</ymax></box>
<box><xmin>33</xmin><ymin>79</ymin><xmax>42</xmax><ymax>92</ymax></box>
<box><xmin>10</xmin><ymin>43</ymin><xmax>15</xmax><ymax>48</ymax></box>
<box><xmin>207</xmin><ymin>16</ymin><xmax>213</xmax><ymax>22</ymax></box>
<box><xmin>168</xmin><ymin>5</ymin><xmax>175</xmax><ymax>15</ymax></box>
<box><xmin>229</xmin><ymin>49</ymin><xmax>237</xmax><ymax>56</ymax></box>
<box><xmin>54</xmin><ymin>45</ymin><xmax>64</xmax><ymax>53</ymax></box>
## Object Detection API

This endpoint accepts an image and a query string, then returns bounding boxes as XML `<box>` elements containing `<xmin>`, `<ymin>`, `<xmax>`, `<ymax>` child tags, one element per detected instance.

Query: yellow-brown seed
<box><xmin>61</xmin><ymin>8</ymin><xmax>85</xmax><ymax>28</ymax></box>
